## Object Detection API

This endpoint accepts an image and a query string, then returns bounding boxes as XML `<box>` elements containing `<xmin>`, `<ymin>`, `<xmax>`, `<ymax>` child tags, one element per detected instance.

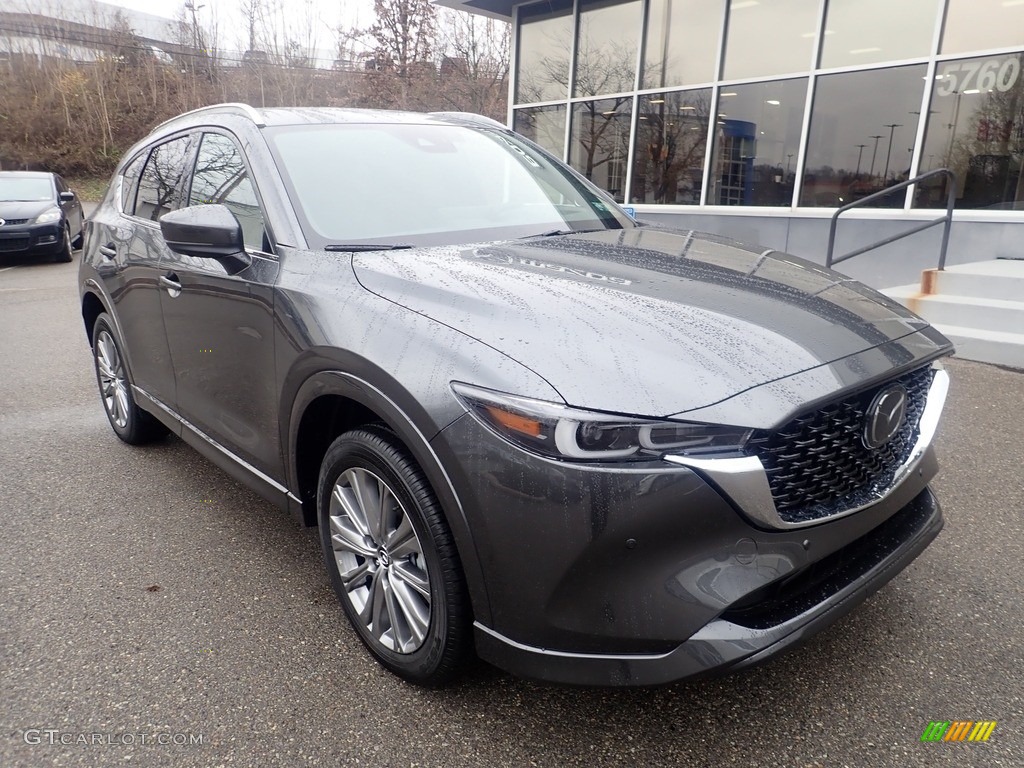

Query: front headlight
<box><xmin>452</xmin><ymin>382</ymin><xmax>752</xmax><ymax>462</ymax></box>
<box><xmin>34</xmin><ymin>208</ymin><xmax>61</xmax><ymax>224</ymax></box>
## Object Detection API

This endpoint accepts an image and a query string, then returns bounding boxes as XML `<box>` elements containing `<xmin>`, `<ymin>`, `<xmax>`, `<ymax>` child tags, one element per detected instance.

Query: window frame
<box><xmin>183</xmin><ymin>129</ymin><xmax>276</xmax><ymax>257</ymax></box>
<box><xmin>129</xmin><ymin>132</ymin><xmax>196</xmax><ymax>225</ymax></box>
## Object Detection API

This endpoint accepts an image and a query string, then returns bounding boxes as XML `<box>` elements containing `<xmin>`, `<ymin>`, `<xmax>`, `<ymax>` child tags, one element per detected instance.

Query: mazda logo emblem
<box><xmin>863</xmin><ymin>385</ymin><xmax>908</xmax><ymax>449</ymax></box>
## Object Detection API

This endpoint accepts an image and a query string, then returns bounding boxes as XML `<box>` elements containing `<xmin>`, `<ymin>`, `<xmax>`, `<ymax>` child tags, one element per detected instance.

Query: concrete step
<box><xmin>882</xmin><ymin>289</ymin><xmax>1024</xmax><ymax>331</ymax></box>
<box><xmin>918</xmin><ymin>261</ymin><xmax>1024</xmax><ymax>302</ymax></box>
<box><xmin>933</xmin><ymin>324</ymin><xmax>1024</xmax><ymax>369</ymax></box>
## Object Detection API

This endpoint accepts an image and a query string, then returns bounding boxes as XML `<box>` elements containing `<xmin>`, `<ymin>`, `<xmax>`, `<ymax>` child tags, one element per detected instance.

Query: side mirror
<box><xmin>159</xmin><ymin>204</ymin><xmax>248</xmax><ymax>264</ymax></box>
<box><xmin>59</xmin><ymin>191</ymin><xmax>75</xmax><ymax>202</ymax></box>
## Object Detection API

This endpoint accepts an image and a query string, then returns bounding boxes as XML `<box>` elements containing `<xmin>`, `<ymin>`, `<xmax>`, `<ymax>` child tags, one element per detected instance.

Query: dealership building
<box><xmin>438</xmin><ymin>0</ymin><xmax>1024</xmax><ymax>286</ymax></box>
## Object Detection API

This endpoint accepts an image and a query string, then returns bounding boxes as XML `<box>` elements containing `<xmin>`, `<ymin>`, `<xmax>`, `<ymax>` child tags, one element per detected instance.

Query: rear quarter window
<box><xmin>120</xmin><ymin>153</ymin><xmax>147</xmax><ymax>215</ymax></box>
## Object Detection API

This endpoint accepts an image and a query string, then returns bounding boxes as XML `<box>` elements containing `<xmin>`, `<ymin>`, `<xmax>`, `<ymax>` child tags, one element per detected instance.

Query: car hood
<box><xmin>0</xmin><ymin>200</ymin><xmax>54</xmax><ymax>220</ymax></box>
<box><xmin>352</xmin><ymin>228</ymin><xmax>936</xmax><ymax>418</ymax></box>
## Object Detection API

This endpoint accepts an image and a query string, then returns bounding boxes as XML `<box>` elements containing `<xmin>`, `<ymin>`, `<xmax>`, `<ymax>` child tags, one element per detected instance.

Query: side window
<box><xmin>136</xmin><ymin>136</ymin><xmax>191</xmax><ymax>222</ymax></box>
<box><xmin>120</xmin><ymin>153</ymin><xmax>147</xmax><ymax>215</ymax></box>
<box><xmin>189</xmin><ymin>133</ymin><xmax>268</xmax><ymax>252</ymax></box>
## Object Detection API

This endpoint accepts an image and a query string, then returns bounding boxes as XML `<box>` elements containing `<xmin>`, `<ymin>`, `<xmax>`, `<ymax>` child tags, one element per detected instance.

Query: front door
<box><xmin>158</xmin><ymin>131</ymin><xmax>281</xmax><ymax>478</ymax></box>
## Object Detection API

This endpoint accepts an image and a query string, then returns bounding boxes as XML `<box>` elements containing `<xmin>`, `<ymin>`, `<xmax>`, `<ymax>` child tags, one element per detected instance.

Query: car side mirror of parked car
<box><xmin>59</xmin><ymin>191</ymin><xmax>75</xmax><ymax>202</ymax></box>
<box><xmin>159</xmin><ymin>205</ymin><xmax>250</xmax><ymax>267</ymax></box>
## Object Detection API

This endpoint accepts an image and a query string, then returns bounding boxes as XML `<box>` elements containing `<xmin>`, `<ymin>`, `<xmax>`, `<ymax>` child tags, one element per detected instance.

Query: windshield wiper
<box><xmin>324</xmin><ymin>243</ymin><xmax>414</xmax><ymax>252</ymax></box>
<box><xmin>521</xmin><ymin>228</ymin><xmax>603</xmax><ymax>239</ymax></box>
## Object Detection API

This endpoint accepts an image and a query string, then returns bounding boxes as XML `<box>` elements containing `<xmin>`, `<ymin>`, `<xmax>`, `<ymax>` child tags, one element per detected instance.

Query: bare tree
<box><xmin>434</xmin><ymin>8</ymin><xmax>509</xmax><ymax>120</ymax></box>
<box><xmin>369</xmin><ymin>0</ymin><xmax>435</xmax><ymax>77</ymax></box>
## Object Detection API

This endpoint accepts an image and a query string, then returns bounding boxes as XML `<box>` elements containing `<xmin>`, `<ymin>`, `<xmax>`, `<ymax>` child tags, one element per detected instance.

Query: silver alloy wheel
<box><xmin>329</xmin><ymin>467</ymin><xmax>432</xmax><ymax>653</ymax></box>
<box><xmin>95</xmin><ymin>329</ymin><xmax>129</xmax><ymax>429</ymax></box>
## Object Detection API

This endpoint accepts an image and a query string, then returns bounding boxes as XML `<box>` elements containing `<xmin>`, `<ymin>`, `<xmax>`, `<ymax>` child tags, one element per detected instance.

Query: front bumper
<box><xmin>430</xmin><ymin>367</ymin><xmax>947</xmax><ymax>686</ymax></box>
<box><xmin>474</xmin><ymin>487</ymin><xmax>941</xmax><ymax>686</ymax></box>
<box><xmin>0</xmin><ymin>223</ymin><xmax>63</xmax><ymax>256</ymax></box>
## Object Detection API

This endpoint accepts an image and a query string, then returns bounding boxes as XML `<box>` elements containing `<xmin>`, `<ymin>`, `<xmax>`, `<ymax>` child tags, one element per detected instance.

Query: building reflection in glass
<box><xmin>514</xmin><ymin>105</ymin><xmax>568</xmax><ymax>159</ymax></box>
<box><xmin>515</xmin><ymin>0</ymin><xmax>574</xmax><ymax>104</ymax></box>
<box><xmin>800</xmin><ymin>64</ymin><xmax>926</xmax><ymax>207</ymax></box>
<box><xmin>642</xmin><ymin>0</ymin><xmax>724</xmax><ymax>90</ymax></box>
<box><xmin>915</xmin><ymin>52</ymin><xmax>1024</xmax><ymax>210</ymax></box>
<box><xmin>709</xmin><ymin>79</ymin><xmax>807</xmax><ymax>206</ymax></box>
<box><xmin>573</xmin><ymin>0</ymin><xmax>642</xmax><ymax>98</ymax></box>
<box><xmin>569</xmin><ymin>98</ymin><xmax>633</xmax><ymax>202</ymax></box>
<box><xmin>631</xmin><ymin>89</ymin><xmax>711</xmax><ymax>204</ymax></box>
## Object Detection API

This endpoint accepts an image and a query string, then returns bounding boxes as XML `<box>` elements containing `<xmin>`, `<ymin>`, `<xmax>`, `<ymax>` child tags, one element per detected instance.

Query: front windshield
<box><xmin>0</xmin><ymin>177</ymin><xmax>53</xmax><ymax>202</ymax></box>
<box><xmin>267</xmin><ymin>123</ymin><xmax>633</xmax><ymax>248</ymax></box>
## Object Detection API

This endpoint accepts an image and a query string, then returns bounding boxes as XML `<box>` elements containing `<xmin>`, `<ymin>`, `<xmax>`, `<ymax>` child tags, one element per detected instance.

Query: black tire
<box><xmin>54</xmin><ymin>224</ymin><xmax>73</xmax><ymax>263</ymax></box>
<box><xmin>72</xmin><ymin>229</ymin><xmax>83</xmax><ymax>250</ymax></box>
<box><xmin>91</xmin><ymin>313</ymin><xmax>168</xmax><ymax>445</ymax></box>
<box><xmin>317</xmin><ymin>426</ymin><xmax>471</xmax><ymax>686</ymax></box>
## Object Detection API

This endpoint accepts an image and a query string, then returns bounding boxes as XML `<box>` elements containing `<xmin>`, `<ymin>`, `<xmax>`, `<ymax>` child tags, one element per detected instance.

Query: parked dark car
<box><xmin>0</xmin><ymin>171</ymin><xmax>84</xmax><ymax>262</ymax></box>
<box><xmin>78</xmin><ymin>104</ymin><xmax>953</xmax><ymax>687</ymax></box>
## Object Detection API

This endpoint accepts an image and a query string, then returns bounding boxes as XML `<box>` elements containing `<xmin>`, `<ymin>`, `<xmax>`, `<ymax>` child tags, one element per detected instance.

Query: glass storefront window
<box><xmin>915</xmin><ymin>52</ymin><xmax>1024</xmax><ymax>210</ymax></box>
<box><xmin>709</xmin><ymin>79</ymin><xmax>807</xmax><ymax>205</ymax></box>
<box><xmin>573</xmin><ymin>0</ymin><xmax>643</xmax><ymax>97</ymax></box>
<box><xmin>820</xmin><ymin>0</ymin><xmax>942</xmax><ymax>69</ymax></box>
<box><xmin>514</xmin><ymin>105</ymin><xmax>568</xmax><ymax>159</ymax></box>
<box><xmin>569</xmin><ymin>97</ymin><xmax>634</xmax><ymax>201</ymax></box>
<box><xmin>722</xmin><ymin>0</ymin><xmax>818</xmax><ymax>81</ymax></box>
<box><xmin>800</xmin><ymin>64</ymin><xmax>926</xmax><ymax>206</ymax></box>
<box><xmin>631</xmin><ymin>89</ymin><xmax>712</xmax><ymax>204</ymax></box>
<box><xmin>942</xmin><ymin>0</ymin><xmax>1024</xmax><ymax>55</ymax></box>
<box><xmin>516</xmin><ymin>0</ymin><xmax>574</xmax><ymax>104</ymax></box>
<box><xmin>642</xmin><ymin>0</ymin><xmax>724</xmax><ymax>89</ymax></box>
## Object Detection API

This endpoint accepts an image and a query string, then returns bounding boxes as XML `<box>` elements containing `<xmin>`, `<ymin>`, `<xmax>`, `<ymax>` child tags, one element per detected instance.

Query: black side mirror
<box><xmin>59</xmin><ymin>191</ymin><xmax>75</xmax><ymax>202</ymax></box>
<box><xmin>159</xmin><ymin>205</ymin><xmax>248</xmax><ymax>265</ymax></box>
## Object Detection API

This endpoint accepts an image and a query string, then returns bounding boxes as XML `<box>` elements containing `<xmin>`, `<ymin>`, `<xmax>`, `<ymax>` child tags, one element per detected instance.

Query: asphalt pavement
<box><xmin>1</xmin><ymin>252</ymin><xmax>1021</xmax><ymax>768</ymax></box>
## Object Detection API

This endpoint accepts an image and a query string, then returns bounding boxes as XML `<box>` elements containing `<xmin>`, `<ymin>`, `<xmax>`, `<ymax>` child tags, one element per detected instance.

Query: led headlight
<box><xmin>34</xmin><ymin>208</ymin><xmax>62</xmax><ymax>224</ymax></box>
<box><xmin>452</xmin><ymin>382</ymin><xmax>751</xmax><ymax>462</ymax></box>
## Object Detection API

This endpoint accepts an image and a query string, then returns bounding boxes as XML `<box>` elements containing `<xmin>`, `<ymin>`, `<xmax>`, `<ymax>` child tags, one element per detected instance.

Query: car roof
<box><xmin>0</xmin><ymin>171</ymin><xmax>55</xmax><ymax>178</ymax></box>
<box><xmin>149</xmin><ymin>103</ymin><xmax>506</xmax><ymax>136</ymax></box>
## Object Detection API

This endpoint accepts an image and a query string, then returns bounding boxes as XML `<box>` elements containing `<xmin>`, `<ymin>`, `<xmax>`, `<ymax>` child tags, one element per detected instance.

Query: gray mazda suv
<box><xmin>78</xmin><ymin>103</ymin><xmax>952</xmax><ymax>687</ymax></box>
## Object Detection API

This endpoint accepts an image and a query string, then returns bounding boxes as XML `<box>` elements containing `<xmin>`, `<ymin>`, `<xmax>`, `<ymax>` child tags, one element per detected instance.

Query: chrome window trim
<box><xmin>663</xmin><ymin>367</ymin><xmax>950</xmax><ymax>530</ymax></box>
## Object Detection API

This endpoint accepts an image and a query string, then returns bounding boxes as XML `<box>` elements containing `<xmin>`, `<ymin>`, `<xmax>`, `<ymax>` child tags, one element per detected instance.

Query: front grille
<box><xmin>0</xmin><ymin>236</ymin><xmax>30</xmax><ymax>252</ymax></box>
<box><xmin>0</xmin><ymin>218</ymin><xmax>29</xmax><ymax>225</ymax></box>
<box><xmin>746</xmin><ymin>365</ymin><xmax>934</xmax><ymax>524</ymax></box>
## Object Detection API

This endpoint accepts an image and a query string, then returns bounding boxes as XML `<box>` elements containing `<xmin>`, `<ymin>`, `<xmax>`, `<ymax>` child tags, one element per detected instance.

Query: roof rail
<box><xmin>428</xmin><ymin>111</ymin><xmax>508</xmax><ymax>130</ymax></box>
<box><xmin>152</xmin><ymin>103</ymin><xmax>265</xmax><ymax>134</ymax></box>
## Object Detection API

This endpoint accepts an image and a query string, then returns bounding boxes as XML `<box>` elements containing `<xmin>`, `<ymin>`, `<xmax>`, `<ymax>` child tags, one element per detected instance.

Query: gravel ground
<box><xmin>0</xmin><ymin>253</ymin><xmax>1020</xmax><ymax>768</ymax></box>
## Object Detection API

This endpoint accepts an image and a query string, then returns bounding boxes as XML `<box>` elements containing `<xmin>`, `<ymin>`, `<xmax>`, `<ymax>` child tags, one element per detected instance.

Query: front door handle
<box><xmin>160</xmin><ymin>273</ymin><xmax>182</xmax><ymax>298</ymax></box>
<box><xmin>98</xmin><ymin>242</ymin><xmax>117</xmax><ymax>259</ymax></box>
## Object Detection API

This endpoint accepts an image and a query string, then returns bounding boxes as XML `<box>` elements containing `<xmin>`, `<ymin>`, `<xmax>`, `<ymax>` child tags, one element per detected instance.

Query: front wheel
<box><xmin>317</xmin><ymin>427</ymin><xmax>471</xmax><ymax>686</ymax></box>
<box><xmin>54</xmin><ymin>224</ymin><xmax>73</xmax><ymax>263</ymax></box>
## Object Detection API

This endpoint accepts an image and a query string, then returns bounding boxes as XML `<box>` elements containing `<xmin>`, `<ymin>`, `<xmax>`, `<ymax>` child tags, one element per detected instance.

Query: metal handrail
<box><xmin>825</xmin><ymin>168</ymin><xmax>957</xmax><ymax>270</ymax></box>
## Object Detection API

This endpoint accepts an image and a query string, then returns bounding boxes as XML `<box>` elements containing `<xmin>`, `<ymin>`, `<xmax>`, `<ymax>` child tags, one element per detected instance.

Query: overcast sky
<box><xmin>100</xmin><ymin>0</ymin><xmax>377</xmax><ymax>57</ymax></box>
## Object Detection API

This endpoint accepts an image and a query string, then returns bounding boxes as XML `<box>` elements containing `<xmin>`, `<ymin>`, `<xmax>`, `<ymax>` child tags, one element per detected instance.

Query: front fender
<box><xmin>285</xmin><ymin>367</ymin><xmax>493</xmax><ymax>626</ymax></box>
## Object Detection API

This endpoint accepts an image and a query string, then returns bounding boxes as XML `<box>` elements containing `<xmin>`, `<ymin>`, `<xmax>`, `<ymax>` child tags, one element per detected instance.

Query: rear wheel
<box><xmin>91</xmin><ymin>313</ymin><xmax>168</xmax><ymax>444</ymax></box>
<box><xmin>317</xmin><ymin>427</ymin><xmax>470</xmax><ymax>686</ymax></box>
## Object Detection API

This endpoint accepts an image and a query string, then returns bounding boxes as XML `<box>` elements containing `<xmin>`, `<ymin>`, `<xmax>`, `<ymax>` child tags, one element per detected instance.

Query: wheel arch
<box><xmin>287</xmin><ymin>369</ymin><xmax>492</xmax><ymax>626</ymax></box>
<box><xmin>81</xmin><ymin>289</ymin><xmax>108</xmax><ymax>347</ymax></box>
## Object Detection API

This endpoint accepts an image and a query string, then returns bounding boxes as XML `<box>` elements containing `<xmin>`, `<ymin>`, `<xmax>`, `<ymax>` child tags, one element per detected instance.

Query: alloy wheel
<box><xmin>328</xmin><ymin>467</ymin><xmax>432</xmax><ymax>654</ymax></box>
<box><xmin>95</xmin><ymin>329</ymin><xmax>129</xmax><ymax>429</ymax></box>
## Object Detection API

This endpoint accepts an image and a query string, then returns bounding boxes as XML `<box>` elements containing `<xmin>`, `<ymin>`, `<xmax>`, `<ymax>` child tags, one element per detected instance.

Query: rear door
<box><xmin>158</xmin><ymin>131</ymin><xmax>282</xmax><ymax>478</ymax></box>
<box><xmin>91</xmin><ymin>139</ymin><xmax>191</xmax><ymax>408</ymax></box>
